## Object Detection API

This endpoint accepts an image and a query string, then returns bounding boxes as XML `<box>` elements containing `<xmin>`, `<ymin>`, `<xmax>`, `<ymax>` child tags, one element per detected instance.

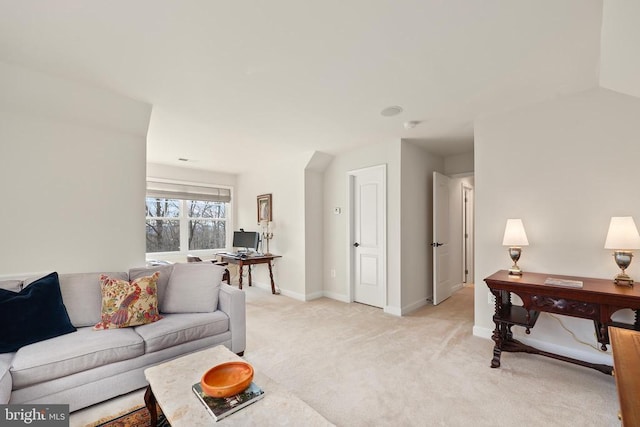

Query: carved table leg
<box><xmin>594</xmin><ymin>320</ymin><xmax>609</xmax><ymax>351</ymax></box>
<box><xmin>238</xmin><ymin>265</ymin><xmax>244</xmax><ymax>289</ymax></box>
<box><xmin>144</xmin><ymin>385</ymin><xmax>158</xmax><ymax>426</ymax></box>
<box><xmin>491</xmin><ymin>321</ymin><xmax>504</xmax><ymax>368</ymax></box>
<box><xmin>248</xmin><ymin>264</ymin><xmax>252</xmax><ymax>286</ymax></box>
<box><xmin>268</xmin><ymin>261</ymin><xmax>279</xmax><ymax>294</ymax></box>
<box><xmin>490</xmin><ymin>290</ymin><xmax>505</xmax><ymax>368</ymax></box>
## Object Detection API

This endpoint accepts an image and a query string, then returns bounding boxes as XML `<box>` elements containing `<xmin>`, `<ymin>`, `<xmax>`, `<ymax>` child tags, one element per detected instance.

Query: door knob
<box><xmin>353</xmin><ymin>242</ymin><xmax>360</xmax><ymax>247</ymax></box>
<box><xmin>431</xmin><ymin>242</ymin><xmax>443</xmax><ymax>247</ymax></box>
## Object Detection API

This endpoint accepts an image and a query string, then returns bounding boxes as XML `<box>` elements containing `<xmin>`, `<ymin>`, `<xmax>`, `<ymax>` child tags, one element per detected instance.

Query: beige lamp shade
<box><xmin>604</xmin><ymin>216</ymin><xmax>640</xmax><ymax>250</ymax></box>
<box><xmin>502</xmin><ymin>219</ymin><xmax>529</xmax><ymax>246</ymax></box>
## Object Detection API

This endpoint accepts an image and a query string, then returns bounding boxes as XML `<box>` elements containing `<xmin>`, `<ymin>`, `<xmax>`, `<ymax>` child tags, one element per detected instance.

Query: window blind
<box><xmin>146</xmin><ymin>179</ymin><xmax>231</xmax><ymax>203</ymax></box>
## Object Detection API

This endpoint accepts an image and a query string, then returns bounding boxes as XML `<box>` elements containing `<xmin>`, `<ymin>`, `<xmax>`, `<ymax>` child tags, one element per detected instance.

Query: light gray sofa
<box><xmin>0</xmin><ymin>263</ymin><xmax>246</xmax><ymax>412</ymax></box>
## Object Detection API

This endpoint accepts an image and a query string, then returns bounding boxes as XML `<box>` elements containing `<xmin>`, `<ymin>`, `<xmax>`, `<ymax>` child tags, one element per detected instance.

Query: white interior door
<box><xmin>433</xmin><ymin>171</ymin><xmax>453</xmax><ymax>305</ymax></box>
<box><xmin>350</xmin><ymin>165</ymin><xmax>386</xmax><ymax>308</ymax></box>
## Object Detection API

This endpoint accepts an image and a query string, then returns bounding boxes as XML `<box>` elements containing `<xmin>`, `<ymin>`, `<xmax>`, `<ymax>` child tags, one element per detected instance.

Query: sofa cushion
<box><xmin>0</xmin><ymin>272</ymin><xmax>76</xmax><ymax>353</ymax></box>
<box><xmin>10</xmin><ymin>327</ymin><xmax>144</xmax><ymax>389</ymax></box>
<box><xmin>129</xmin><ymin>265</ymin><xmax>173</xmax><ymax>308</ymax></box>
<box><xmin>24</xmin><ymin>272</ymin><xmax>129</xmax><ymax>328</ymax></box>
<box><xmin>0</xmin><ymin>280</ymin><xmax>22</xmax><ymax>292</ymax></box>
<box><xmin>94</xmin><ymin>273</ymin><xmax>162</xmax><ymax>330</ymax></box>
<box><xmin>162</xmin><ymin>263</ymin><xmax>224</xmax><ymax>313</ymax></box>
<box><xmin>134</xmin><ymin>312</ymin><xmax>229</xmax><ymax>353</ymax></box>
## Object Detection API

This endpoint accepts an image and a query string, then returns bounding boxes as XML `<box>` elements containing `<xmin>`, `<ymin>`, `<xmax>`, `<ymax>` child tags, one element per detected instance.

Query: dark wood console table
<box><xmin>218</xmin><ymin>253</ymin><xmax>282</xmax><ymax>294</ymax></box>
<box><xmin>484</xmin><ymin>270</ymin><xmax>640</xmax><ymax>374</ymax></box>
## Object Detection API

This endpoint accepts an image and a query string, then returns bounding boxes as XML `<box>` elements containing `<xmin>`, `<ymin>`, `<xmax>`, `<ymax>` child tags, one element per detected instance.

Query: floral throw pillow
<box><xmin>94</xmin><ymin>272</ymin><xmax>162</xmax><ymax>330</ymax></box>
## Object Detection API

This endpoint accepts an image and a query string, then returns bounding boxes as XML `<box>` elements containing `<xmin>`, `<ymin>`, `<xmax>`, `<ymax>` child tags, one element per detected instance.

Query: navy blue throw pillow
<box><xmin>0</xmin><ymin>272</ymin><xmax>76</xmax><ymax>353</ymax></box>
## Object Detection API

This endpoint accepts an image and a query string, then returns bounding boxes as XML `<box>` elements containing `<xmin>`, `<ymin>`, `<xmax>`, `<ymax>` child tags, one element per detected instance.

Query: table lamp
<box><xmin>502</xmin><ymin>219</ymin><xmax>529</xmax><ymax>276</ymax></box>
<box><xmin>604</xmin><ymin>216</ymin><xmax>640</xmax><ymax>287</ymax></box>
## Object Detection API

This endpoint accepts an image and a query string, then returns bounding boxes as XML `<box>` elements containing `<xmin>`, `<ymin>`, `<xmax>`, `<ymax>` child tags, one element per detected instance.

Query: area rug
<box><xmin>93</xmin><ymin>405</ymin><xmax>170</xmax><ymax>427</ymax></box>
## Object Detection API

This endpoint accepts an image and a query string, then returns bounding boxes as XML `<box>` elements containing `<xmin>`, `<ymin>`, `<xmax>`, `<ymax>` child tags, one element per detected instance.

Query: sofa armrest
<box><xmin>218</xmin><ymin>285</ymin><xmax>246</xmax><ymax>355</ymax></box>
<box><xmin>0</xmin><ymin>353</ymin><xmax>13</xmax><ymax>404</ymax></box>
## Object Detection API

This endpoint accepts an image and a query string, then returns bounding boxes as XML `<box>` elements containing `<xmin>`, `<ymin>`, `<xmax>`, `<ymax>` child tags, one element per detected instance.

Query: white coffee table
<box><xmin>144</xmin><ymin>345</ymin><xmax>333</xmax><ymax>426</ymax></box>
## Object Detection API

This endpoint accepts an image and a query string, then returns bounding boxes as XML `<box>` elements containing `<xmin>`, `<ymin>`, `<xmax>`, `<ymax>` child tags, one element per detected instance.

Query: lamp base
<box><xmin>507</xmin><ymin>247</ymin><xmax>523</xmax><ymax>276</ymax></box>
<box><xmin>612</xmin><ymin>251</ymin><xmax>634</xmax><ymax>287</ymax></box>
<box><xmin>508</xmin><ymin>266</ymin><xmax>523</xmax><ymax>276</ymax></box>
<box><xmin>614</xmin><ymin>272</ymin><xmax>634</xmax><ymax>287</ymax></box>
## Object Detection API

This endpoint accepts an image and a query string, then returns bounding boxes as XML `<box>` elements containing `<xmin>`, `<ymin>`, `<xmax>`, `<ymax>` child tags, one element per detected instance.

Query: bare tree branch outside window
<box><xmin>145</xmin><ymin>198</ymin><xmax>227</xmax><ymax>253</ymax></box>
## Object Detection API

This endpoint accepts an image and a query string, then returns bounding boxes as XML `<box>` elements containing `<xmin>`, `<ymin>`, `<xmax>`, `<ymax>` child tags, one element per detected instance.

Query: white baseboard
<box><xmin>384</xmin><ymin>306</ymin><xmax>402</xmax><ymax>316</ymax></box>
<box><xmin>322</xmin><ymin>290</ymin><xmax>350</xmax><ymax>303</ymax></box>
<box><xmin>245</xmin><ymin>280</ymin><xmax>270</xmax><ymax>292</ymax></box>
<box><xmin>278</xmin><ymin>288</ymin><xmax>306</xmax><ymax>301</ymax></box>
<box><xmin>246</xmin><ymin>281</ymin><xmax>303</xmax><ymax>301</ymax></box>
<box><xmin>401</xmin><ymin>298</ymin><xmax>429</xmax><ymax>315</ymax></box>
<box><xmin>472</xmin><ymin>325</ymin><xmax>613</xmax><ymax>365</ymax></box>
<box><xmin>304</xmin><ymin>291</ymin><xmax>324</xmax><ymax>301</ymax></box>
<box><xmin>473</xmin><ymin>325</ymin><xmax>493</xmax><ymax>340</ymax></box>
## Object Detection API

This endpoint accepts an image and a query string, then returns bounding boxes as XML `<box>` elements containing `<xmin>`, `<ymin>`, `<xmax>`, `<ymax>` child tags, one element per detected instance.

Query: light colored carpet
<box><xmin>72</xmin><ymin>284</ymin><xmax>618</xmax><ymax>426</ymax></box>
<box><xmin>241</xmin><ymin>284</ymin><xmax>617</xmax><ymax>427</ymax></box>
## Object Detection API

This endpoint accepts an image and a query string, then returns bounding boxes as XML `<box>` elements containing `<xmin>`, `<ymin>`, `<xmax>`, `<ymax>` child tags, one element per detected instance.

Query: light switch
<box><xmin>334</xmin><ymin>207</ymin><xmax>341</xmax><ymax>214</ymax></box>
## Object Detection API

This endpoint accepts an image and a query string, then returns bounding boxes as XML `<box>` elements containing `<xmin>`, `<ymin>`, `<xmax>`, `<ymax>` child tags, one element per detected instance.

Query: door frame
<box><xmin>461</xmin><ymin>183</ymin><xmax>474</xmax><ymax>284</ymax></box>
<box><xmin>346</xmin><ymin>164</ymin><xmax>387</xmax><ymax>306</ymax></box>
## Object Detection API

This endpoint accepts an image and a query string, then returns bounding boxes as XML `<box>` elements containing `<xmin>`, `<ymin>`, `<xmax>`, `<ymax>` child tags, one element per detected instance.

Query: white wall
<box><xmin>0</xmin><ymin>61</ymin><xmax>151</xmax><ymax>275</ymax></box>
<box><xmin>323</xmin><ymin>140</ymin><xmax>402</xmax><ymax>313</ymax></box>
<box><xmin>236</xmin><ymin>152</ymin><xmax>310</xmax><ymax>300</ymax></box>
<box><xmin>400</xmin><ymin>141</ymin><xmax>444</xmax><ymax>313</ymax></box>
<box><xmin>304</xmin><ymin>169</ymin><xmax>324</xmax><ymax>299</ymax></box>
<box><xmin>600</xmin><ymin>0</ymin><xmax>640</xmax><ymax>98</ymax></box>
<box><xmin>474</xmin><ymin>88</ymin><xmax>640</xmax><ymax>364</ymax></box>
<box><xmin>147</xmin><ymin>163</ymin><xmax>237</xmax><ymax>188</ymax></box>
<box><xmin>304</xmin><ymin>152</ymin><xmax>333</xmax><ymax>300</ymax></box>
<box><xmin>444</xmin><ymin>151</ymin><xmax>474</xmax><ymax>176</ymax></box>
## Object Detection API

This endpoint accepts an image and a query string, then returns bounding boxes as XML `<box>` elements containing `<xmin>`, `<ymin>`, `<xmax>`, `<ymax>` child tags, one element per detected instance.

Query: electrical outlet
<box><xmin>488</xmin><ymin>293</ymin><xmax>495</xmax><ymax>305</ymax></box>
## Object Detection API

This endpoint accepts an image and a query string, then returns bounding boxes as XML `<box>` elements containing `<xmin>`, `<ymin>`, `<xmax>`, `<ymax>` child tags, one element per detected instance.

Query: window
<box><xmin>145</xmin><ymin>180</ymin><xmax>231</xmax><ymax>254</ymax></box>
<box><xmin>145</xmin><ymin>198</ymin><xmax>180</xmax><ymax>253</ymax></box>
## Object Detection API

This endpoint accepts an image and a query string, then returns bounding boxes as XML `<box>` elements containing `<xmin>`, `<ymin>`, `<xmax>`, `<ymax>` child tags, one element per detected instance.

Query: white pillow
<box><xmin>162</xmin><ymin>263</ymin><xmax>224</xmax><ymax>313</ymax></box>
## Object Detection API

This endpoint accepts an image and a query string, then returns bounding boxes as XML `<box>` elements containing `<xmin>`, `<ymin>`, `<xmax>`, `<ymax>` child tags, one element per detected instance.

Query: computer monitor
<box><xmin>232</xmin><ymin>231</ymin><xmax>260</xmax><ymax>252</ymax></box>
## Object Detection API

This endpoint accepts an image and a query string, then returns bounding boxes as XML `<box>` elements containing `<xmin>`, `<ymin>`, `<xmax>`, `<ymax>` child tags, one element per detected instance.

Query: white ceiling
<box><xmin>0</xmin><ymin>1</ymin><xmax>603</xmax><ymax>173</ymax></box>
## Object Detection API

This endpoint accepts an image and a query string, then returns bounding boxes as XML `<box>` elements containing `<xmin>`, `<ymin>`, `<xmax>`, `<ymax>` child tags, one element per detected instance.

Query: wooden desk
<box><xmin>484</xmin><ymin>270</ymin><xmax>640</xmax><ymax>374</ymax></box>
<box><xmin>610</xmin><ymin>327</ymin><xmax>640</xmax><ymax>426</ymax></box>
<box><xmin>218</xmin><ymin>254</ymin><xmax>282</xmax><ymax>294</ymax></box>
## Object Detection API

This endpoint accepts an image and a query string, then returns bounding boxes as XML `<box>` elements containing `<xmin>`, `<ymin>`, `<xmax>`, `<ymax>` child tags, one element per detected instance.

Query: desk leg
<box><xmin>491</xmin><ymin>321</ymin><xmax>505</xmax><ymax>368</ymax></box>
<box><xmin>238</xmin><ymin>265</ymin><xmax>243</xmax><ymax>290</ymax></box>
<box><xmin>248</xmin><ymin>265</ymin><xmax>252</xmax><ymax>286</ymax></box>
<box><xmin>594</xmin><ymin>320</ymin><xmax>609</xmax><ymax>351</ymax></box>
<box><xmin>144</xmin><ymin>385</ymin><xmax>158</xmax><ymax>426</ymax></box>
<box><xmin>268</xmin><ymin>261</ymin><xmax>279</xmax><ymax>294</ymax></box>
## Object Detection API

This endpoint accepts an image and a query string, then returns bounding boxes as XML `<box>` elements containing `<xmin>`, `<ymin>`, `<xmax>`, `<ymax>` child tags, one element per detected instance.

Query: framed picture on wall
<box><xmin>257</xmin><ymin>193</ymin><xmax>272</xmax><ymax>223</ymax></box>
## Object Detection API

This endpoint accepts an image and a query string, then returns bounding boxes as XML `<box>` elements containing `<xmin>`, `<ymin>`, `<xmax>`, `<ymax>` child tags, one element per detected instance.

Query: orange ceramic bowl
<box><xmin>200</xmin><ymin>361</ymin><xmax>254</xmax><ymax>398</ymax></box>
